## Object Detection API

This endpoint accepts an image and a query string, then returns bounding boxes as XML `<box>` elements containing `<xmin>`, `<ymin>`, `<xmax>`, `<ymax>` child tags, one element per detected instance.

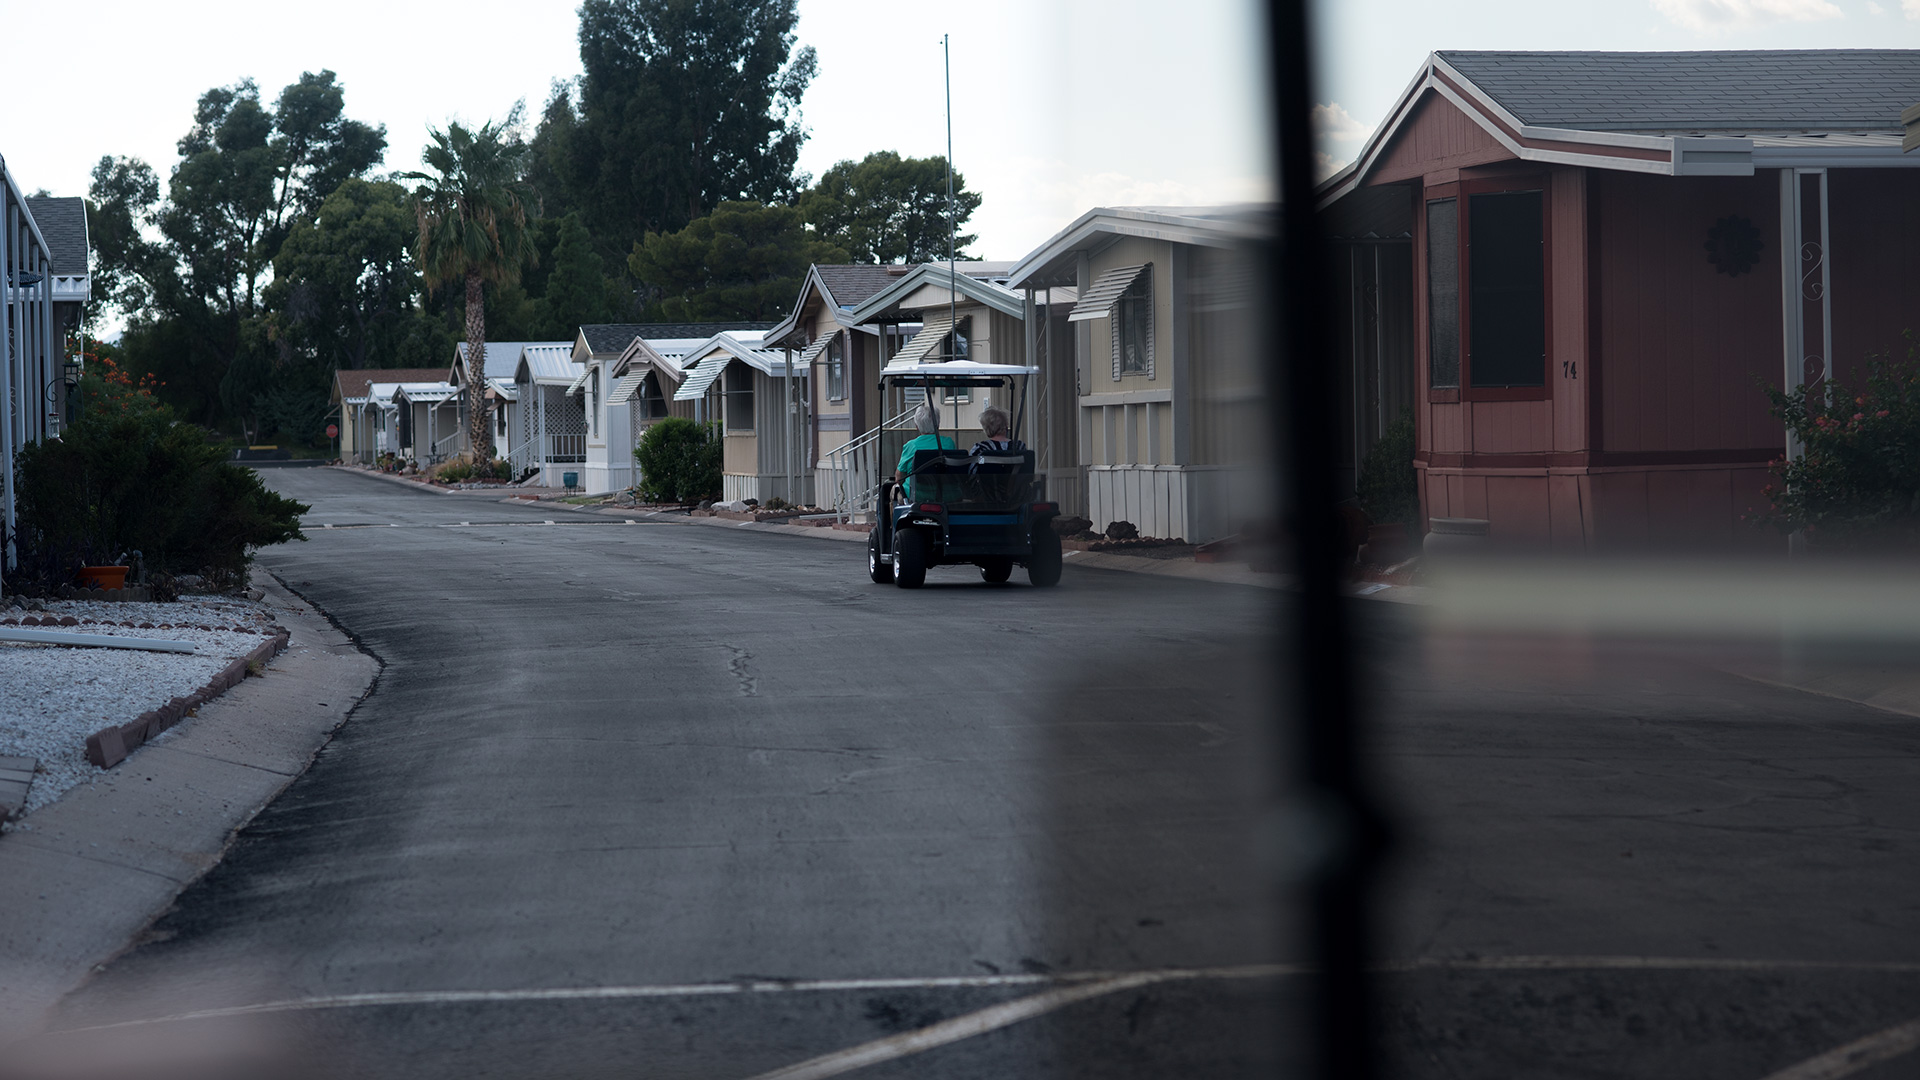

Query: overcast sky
<box><xmin>1</xmin><ymin>0</ymin><xmax>1914</xmax><ymax>261</ymax></box>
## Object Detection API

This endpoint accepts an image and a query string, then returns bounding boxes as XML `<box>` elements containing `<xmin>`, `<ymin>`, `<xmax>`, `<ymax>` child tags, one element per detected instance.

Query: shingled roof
<box><xmin>1438</xmin><ymin>50</ymin><xmax>1920</xmax><ymax>134</ymax></box>
<box><xmin>577</xmin><ymin>322</ymin><xmax>775</xmax><ymax>356</ymax></box>
<box><xmin>812</xmin><ymin>265</ymin><xmax>899</xmax><ymax>308</ymax></box>
<box><xmin>24</xmin><ymin>197</ymin><xmax>87</xmax><ymax>275</ymax></box>
<box><xmin>335</xmin><ymin>368</ymin><xmax>453</xmax><ymax>401</ymax></box>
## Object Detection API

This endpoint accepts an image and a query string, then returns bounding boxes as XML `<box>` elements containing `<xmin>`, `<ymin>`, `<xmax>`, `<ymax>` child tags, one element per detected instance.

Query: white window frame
<box><xmin>1112</xmin><ymin>266</ymin><xmax>1154</xmax><ymax>380</ymax></box>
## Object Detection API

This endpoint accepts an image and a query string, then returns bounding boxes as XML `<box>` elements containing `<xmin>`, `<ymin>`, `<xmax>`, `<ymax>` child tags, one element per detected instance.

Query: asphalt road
<box><xmin>38</xmin><ymin>468</ymin><xmax>1920</xmax><ymax>1079</ymax></box>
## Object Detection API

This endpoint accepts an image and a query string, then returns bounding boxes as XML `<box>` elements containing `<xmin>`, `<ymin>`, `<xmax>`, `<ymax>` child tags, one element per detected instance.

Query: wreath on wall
<box><xmin>1704</xmin><ymin>215</ymin><xmax>1765</xmax><ymax>277</ymax></box>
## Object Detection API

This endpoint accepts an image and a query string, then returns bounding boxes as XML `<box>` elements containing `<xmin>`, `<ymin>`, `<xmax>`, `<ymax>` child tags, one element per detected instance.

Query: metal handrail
<box><xmin>826</xmin><ymin>410</ymin><xmax>917</xmax><ymax>525</ymax></box>
<box><xmin>433</xmin><ymin>427</ymin><xmax>463</xmax><ymax>461</ymax></box>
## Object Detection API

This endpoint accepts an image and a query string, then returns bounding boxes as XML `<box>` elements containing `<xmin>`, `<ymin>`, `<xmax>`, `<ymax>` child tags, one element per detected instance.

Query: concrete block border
<box><xmin>81</xmin><ymin>626</ymin><xmax>292</xmax><ymax>770</ymax></box>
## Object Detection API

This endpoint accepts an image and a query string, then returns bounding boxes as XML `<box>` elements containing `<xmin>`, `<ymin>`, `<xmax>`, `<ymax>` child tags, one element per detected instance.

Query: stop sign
<box><xmin>325</xmin><ymin>424</ymin><xmax>339</xmax><ymax>438</ymax></box>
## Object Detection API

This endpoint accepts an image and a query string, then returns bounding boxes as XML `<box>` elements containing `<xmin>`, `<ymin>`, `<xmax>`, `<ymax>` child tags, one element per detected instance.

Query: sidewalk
<box><xmin>0</xmin><ymin>571</ymin><xmax>377</xmax><ymax>1041</ymax></box>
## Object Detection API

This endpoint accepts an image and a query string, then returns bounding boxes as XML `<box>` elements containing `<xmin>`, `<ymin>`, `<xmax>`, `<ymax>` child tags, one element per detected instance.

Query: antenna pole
<box><xmin>945</xmin><ymin>32</ymin><xmax>959</xmax><ymax>435</ymax></box>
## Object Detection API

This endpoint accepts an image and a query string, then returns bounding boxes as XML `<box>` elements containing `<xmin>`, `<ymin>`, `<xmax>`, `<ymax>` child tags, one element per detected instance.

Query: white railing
<box><xmin>507</xmin><ymin>438</ymin><xmax>535</xmax><ymax>480</ymax></box>
<box><xmin>547</xmin><ymin>433</ymin><xmax>586</xmax><ymax>463</ymax></box>
<box><xmin>826</xmin><ymin>411</ymin><xmax>917</xmax><ymax>524</ymax></box>
<box><xmin>432</xmin><ymin>427</ymin><xmax>464</xmax><ymax>462</ymax></box>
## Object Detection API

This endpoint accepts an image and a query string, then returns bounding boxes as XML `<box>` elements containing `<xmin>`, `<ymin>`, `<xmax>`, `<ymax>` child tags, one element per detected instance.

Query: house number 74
<box><xmin>1562</xmin><ymin>360</ymin><xmax>1578</xmax><ymax>379</ymax></box>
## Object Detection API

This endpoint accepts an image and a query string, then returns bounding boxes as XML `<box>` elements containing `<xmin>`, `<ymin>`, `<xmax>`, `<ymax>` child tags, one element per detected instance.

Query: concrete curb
<box><xmin>82</xmin><ymin>628</ymin><xmax>291</xmax><ymax>770</ymax></box>
<box><xmin>0</xmin><ymin>569</ymin><xmax>379</xmax><ymax>1041</ymax></box>
<box><xmin>323</xmin><ymin>464</ymin><xmax>457</xmax><ymax>495</ymax></box>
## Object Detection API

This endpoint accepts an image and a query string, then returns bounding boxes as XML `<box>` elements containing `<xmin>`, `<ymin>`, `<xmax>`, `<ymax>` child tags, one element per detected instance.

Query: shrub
<box><xmin>1357</xmin><ymin>413</ymin><xmax>1419</xmax><ymax>525</ymax></box>
<box><xmin>9</xmin><ymin>367</ymin><xmax>307</xmax><ymax>593</ymax></box>
<box><xmin>1758</xmin><ymin>336</ymin><xmax>1920</xmax><ymax>549</ymax></box>
<box><xmin>633</xmin><ymin>418</ymin><xmax>722</xmax><ymax>503</ymax></box>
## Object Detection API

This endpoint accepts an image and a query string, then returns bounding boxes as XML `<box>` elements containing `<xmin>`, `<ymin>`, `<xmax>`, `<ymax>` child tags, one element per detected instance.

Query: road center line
<box><xmin>1756</xmin><ymin>1016</ymin><xmax>1920</xmax><ymax>1080</ymax></box>
<box><xmin>44</xmin><ymin>955</ymin><xmax>1920</xmax><ymax>1038</ymax></box>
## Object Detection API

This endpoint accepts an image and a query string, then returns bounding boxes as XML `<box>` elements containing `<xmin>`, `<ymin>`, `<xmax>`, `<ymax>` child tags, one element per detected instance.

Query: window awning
<box><xmin>673</xmin><ymin>358</ymin><xmax>729</xmax><ymax>401</ymax></box>
<box><xmin>606</xmin><ymin>372</ymin><xmax>648</xmax><ymax>405</ymax></box>
<box><xmin>564</xmin><ymin>368</ymin><xmax>592</xmax><ymax>396</ymax></box>
<box><xmin>795</xmin><ymin>335</ymin><xmax>833</xmax><ymax>367</ymax></box>
<box><xmin>1066</xmin><ymin>263</ymin><xmax>1150</xmax><ymax>322</ymax></box>
<box><xmin>882</xmin><ymin>312</ymin><xmax>954</xmax><ymax>371</ymax></box>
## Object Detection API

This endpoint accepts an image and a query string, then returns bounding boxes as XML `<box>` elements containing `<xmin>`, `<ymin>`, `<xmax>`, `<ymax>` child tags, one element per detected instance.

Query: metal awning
<box><xmin>884</xmin><ymin>312</ymin><xmax>955</xmax><ymax>369</ymax></box>
<box><xmin>672</xmin><ymin>358</ymin><xmax>729</xmax><ymax>401</ymax></box>
<box><xmin>606</xmin><ymin>371</ymin><xmax>648</xmax><ymax>405</ymax></box>
<box><xmin>564</xmin><ymin>368</ymin><xmax>592</xmax><ymax>396</ymax></box>
<box><xmin>795</xmin><ymin>335</ymin><xmax>833</xmax><ymax>367</ymax></box>
<box><xmin>1066</xmin><ymin>264</ymin><xmax>1150</xmax><ymax>322</ymax></box>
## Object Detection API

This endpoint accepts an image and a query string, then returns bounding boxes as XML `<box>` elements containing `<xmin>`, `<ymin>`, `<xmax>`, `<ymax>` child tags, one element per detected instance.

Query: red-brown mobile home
<box><xmin>1319</xmin><ymin>51</ymin><xmax>1920</xmax><ymax>550</ymax></box>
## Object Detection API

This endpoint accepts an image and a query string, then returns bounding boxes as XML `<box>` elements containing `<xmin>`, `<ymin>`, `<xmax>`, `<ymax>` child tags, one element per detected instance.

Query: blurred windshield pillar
<box><xmin>1267</xmin><ymin>1</ymin><xmax>1390</xmax><ymax>1077</ymax></box>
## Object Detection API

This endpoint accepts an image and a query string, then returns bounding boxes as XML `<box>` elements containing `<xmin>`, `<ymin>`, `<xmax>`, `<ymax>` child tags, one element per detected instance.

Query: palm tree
<box><xmin>406</xmin><ymin>119</ymin><xmax>535</xmax><ymax>463</ymax></box>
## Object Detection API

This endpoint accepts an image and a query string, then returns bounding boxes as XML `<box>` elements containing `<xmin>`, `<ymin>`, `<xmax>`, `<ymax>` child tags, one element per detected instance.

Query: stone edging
<box><xmin>74</xmin><ymin>625</ymin><xmax>293</xmax><ymax>769</ymax></box>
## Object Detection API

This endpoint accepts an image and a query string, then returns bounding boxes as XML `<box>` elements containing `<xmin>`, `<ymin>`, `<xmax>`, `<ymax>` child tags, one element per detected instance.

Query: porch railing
<box><xmin>547</xmin><ymin>433</ymin><xmax>586</xmax><ymax>463</ymax></box>
<box><xmin>432</xmin><ymin>427</ymin><xmax>463</xmax><ymax>463</ymax></box>
<box><xmin>825</xmin><ymin>410</ymin><xmax>917</xmax><ymax>525</ymax></box>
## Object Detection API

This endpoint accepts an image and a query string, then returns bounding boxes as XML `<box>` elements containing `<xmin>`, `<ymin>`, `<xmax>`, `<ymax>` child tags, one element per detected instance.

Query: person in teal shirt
<box><xmin>896</xmin><ymin>403</ymin><xmax>957</xmax><ymax>500</ymax></box>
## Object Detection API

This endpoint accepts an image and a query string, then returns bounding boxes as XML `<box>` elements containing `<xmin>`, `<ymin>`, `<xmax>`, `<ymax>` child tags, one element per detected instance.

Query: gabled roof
<box><xmin>516</xmin><ymin>344</ymin><xmax>578</xmax><ymax>384</ymax></box>
<box><xmin>1441</xmin><ymin>50</ymin><xmax>1920</xmax><ymax>135</ymax></box>
<box><xmin>1318</xmin><ymin>50</ymin><xmax>1920</xmax><ymax>208</ymax></box>
<box><xmin>765</xmin><ymin>264</ymin><xmax>902</xmax><ymax>346</ymax></box>
<box><xmin>453</xmin><ymin>341</ymin><xmax>568</xmax><ymax>385</ymax></box>
<box><xmin>1006</xmin><ymin>206</ymin><xmax>1266</xmax><ymax>290</ymax></box>
<box><xmin>573</xmin><ymin>322</ymin><xmax>776</xmax><ymax>362</ymax></box>
<box><xmin>334</xmin><ymin>368</ymin><xmax>457</xmax><ymax>403</ymax></box>
<box><xmin>671</xmin><ymin>331</ymin><xmax>792</xmax><ymax>400</ymax></box>
<box><xmin>23</xmin><ymin>197</ymin><xmax>87</xmax><ymax>275</ymax></box>
<box><xmin>845</xmin><ymin>263</ymin><xmax>1027</xmax><ymax>325</ymax></box>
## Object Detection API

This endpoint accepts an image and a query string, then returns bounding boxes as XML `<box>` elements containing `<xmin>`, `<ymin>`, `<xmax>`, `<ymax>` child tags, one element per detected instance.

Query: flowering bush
<box><xmin>1757</xmin><ymin>336</ymin><xmax>1920</xmax><ymax>549</ymax></box>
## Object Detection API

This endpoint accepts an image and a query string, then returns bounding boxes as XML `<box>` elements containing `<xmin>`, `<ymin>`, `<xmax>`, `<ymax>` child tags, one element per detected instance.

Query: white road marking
<box><xmin>544</xmin><ymin>520</ymin><xmax>555</xmax><ymax>525</ymax></box>
<box><xmin>740</xmin><ymin>972</ymin><xmax>1173</xmax><ymax>1080</ymax></box>
<box><xmin>51</xmin><ymin>965</ymin><xmax>1296</xmax><ymax>1034</ymax></box>
<box><xmin>321</xmin><ymin>524</ymin><xmax>333</xmax><ymax>529</ymax></box>
<box><xmin>1757</xmin><ymin>1016</ymin><xmax>1920</xmax><ymax>1080</ymax></box>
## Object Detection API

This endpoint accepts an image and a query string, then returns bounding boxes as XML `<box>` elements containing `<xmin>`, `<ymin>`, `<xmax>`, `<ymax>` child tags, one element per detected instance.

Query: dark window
<box><xmin>943</xmin><ymin>317</ymin><xmax>972</xmax><ymax>403</ymax></box>
<box><xmin>1467</xmin><ymin>190</ymin><xmax>1545</xmax><ymax>388</ymax></box>
<box><xmin>826</xmin><ymin>337</ymin><xmax>845</xmax><ymax>401</ymax></box>
<box><xmin>724</xmin><ymin>363</ymin><xmax>755</xmax><ymax>431</ymax></box>
<box><xmin>1426</xmin><ymin>199</ymin><xmax>1459</xmax><ymax>389</ymax></box>
<box><xmin>1115</xmin><ymin>268</ymin><xmax>1154</xmax><ymax>377</ymax></box>
<box><xmin>642</xmin><ymin>373</ymin><xmax>668</xmax><ymax>418</ymax></box>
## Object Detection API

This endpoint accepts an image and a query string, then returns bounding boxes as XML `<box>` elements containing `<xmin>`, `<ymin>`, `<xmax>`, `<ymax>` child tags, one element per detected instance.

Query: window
<box><xmin>1426</xmin><ymin>199</ymin><xmax>1459</xmax><ymax>389</ymax></box>
<box><xmin>724</xmin><ymin>363</ymin><xmax>755</xmax><ymax>431</ymax></box>
<box><xmin>1466</xmin><ymin>190</ymin><xmax>1545</xmax><ymax>389</ymax></box>
<box><xmin>497</xmin><ymin>404</ymin><xmax>507</xmax><ymax>436</ymax></box>
<box><xmin>588</xmin><ymin>369</ymin><xmax>600</xmax><ymax>436</ymax></box>
<box><xmin>1427</xmin><ymin>186</ymin><xmax>1548</xmax><ymax>396</ymax></box>
<box><xmin>1114</xmin><ymin>267</ymin><xmax>1154</xmax><ymax>377</ymax></box>
<box><xmin>642</xmin><ymin>373</ymin><xmax>668</xmax><ymax>419</ymax></box>
<box><xmin>943</xmin><ymin>317</ymin><xmax>972</xmax><ymax>403</ymax></box>
<box><xmin>826</xmin><ymin>336</ymin><xmax>845</xmax><ymax>402</ymax></box>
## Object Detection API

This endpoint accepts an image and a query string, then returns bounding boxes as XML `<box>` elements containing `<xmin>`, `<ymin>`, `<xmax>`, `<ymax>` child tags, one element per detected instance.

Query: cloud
<box><xmin>1649</xmin><ymin>0</ymin><xmax>1844</xmax><ymax>30</ymax></box>
<box><xmin>1867</xmin><ymin>0</ymin><xmax>1884</xmax><ymax>12</ymax></box>
<box><xmin>1315</xmin><ymin>151</ymin><xmax>1350</xmax><ymax>182</ymax></box>
<box><xmin>1312</xmin><ymin>102</ymin><xmax>1372</xmax><ymax>143</ymax></box>
<box><xmin>1905</xmin><ymin>0</ymin><xmax>1920</xmax><ymax>17</ymax></box>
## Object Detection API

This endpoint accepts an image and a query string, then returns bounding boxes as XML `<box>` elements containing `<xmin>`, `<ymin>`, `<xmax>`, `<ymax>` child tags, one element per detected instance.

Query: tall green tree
<box><xmin>802</xmin><ymin>152</ymin><xmax>981</xmax><ymax>264</ymax></box>
<box><xmin>86</xmin><ymin>71</ymin><xmax>386</xmax><ymax>432</ymax></box>
<box><xmin>557</xmin><ymin>0</ymin><xmax>816</xmax><ymax>258</ymax></box>
<box><xmin>628</xmin><ymin>201</ymin><xmax>845</xmax><ymax>321</ymax></box>
<box><xmin>406</xmin><ymin>118</ymin><xmax>537</xmax><ymax>460</ymax></box>
<box><xmin>532</xmin><ymin>212</ymin><xmax>620</xmax><ymax>338</ymax></box>
<box><xmin>268</xmin><ymin>178</ymin><xmax>448</xmax><ymax>372</ymax></box>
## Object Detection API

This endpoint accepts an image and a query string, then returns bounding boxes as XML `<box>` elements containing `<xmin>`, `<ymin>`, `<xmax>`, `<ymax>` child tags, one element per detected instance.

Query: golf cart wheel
<box><xmin>1027</xmin><ymin>528</ymin><xmax>1062</xmax><ymax>587</ymax></box>
<box><xmin>868</xmin><ymin>527</ymin><xmax>893</xmax><ymax>584</ymax></box>
<box><xmin>980</xmin><ymin>557</ymin><xmax>1013</xmax><ymax>584</ymax></box>
<box><xmin>895</xmin><ymin>529</ymin><xmax>929</xmax><ymax>589</ymax></box>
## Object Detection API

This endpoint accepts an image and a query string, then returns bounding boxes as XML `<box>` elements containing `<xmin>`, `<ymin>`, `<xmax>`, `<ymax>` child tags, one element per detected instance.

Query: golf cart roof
<box><xmin>880</xmin><ymin>361</ymin><xmax>1038</xmax><ymax>386</ymax></box>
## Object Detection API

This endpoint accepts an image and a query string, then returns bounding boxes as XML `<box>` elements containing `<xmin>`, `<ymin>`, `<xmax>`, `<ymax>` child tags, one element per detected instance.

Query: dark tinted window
<box><xmin>1427</xmin><ymin>199</ymin><xmax>1459</xmax><ymax>388</ymax></box>
<box><xmin>1468</xmin><ymin>190</ymin><xmax>1545</xmax><ymax>388</ymax></box>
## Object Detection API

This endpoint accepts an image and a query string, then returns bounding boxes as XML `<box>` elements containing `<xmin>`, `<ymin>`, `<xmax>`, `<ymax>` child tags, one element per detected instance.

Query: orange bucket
<box><xmin>77</xmin><ymin>566</ymin><xmax>130</xmax><ymax>590</ymax></box>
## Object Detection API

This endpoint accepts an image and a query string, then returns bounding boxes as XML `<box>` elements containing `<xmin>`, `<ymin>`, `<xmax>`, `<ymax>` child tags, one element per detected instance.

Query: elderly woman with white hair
<box><xmin>894</xmin><ymin>403</ymin><xmax>957</xmax><ymax>500</ymax></box>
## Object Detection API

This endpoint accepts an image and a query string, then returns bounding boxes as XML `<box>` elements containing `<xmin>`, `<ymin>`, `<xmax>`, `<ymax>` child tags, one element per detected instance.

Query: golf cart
<box><xmin>866</xmin><ymin>362</ymin><xmax>1062</xmax><ymax>588</ymax></box>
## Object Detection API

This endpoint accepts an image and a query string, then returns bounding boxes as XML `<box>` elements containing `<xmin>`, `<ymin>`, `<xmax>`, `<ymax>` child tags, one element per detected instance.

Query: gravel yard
<box><xmin>0</xmin><ymin>595</ymin><xmax>279</xmax><ymax>821</ymax></box>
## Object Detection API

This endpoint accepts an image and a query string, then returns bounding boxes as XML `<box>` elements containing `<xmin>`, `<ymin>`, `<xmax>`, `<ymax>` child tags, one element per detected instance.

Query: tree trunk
<box><xmin>465</xmin><ymin>271</ymin><xmax>494</xmax><ymax>462</ymax></box>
